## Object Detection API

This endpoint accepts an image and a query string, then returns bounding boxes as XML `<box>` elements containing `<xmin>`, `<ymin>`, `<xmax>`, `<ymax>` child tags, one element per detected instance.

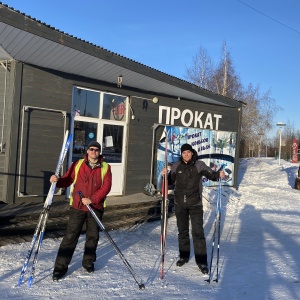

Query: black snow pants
<box><xmin>175</xmin><ymin>201</ymin><xmax>207</xmax><ymax>265</ymax></box>
<box><xmin>53</xmin><ymin>207</ymin><xmax>104</xmax><ymax>273</ymax></box>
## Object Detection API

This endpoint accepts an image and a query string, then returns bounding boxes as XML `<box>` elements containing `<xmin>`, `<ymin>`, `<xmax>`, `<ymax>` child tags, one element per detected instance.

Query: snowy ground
<box><xmin>1</xmin><ymin>158</ymin><xmax>300</xmax><ymax>300</ymax></box>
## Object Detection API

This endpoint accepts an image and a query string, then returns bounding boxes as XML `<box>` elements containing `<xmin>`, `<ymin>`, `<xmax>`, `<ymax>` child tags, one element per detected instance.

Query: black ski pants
<box><xmin>175</xmin><ymin>202</ymin><xmax>207</xmax><ymax>265</ymax></box>
<box><xmin>53</xmin><ymin>207</ymin><xmax>104</xmax><ymax>273</ymax></box>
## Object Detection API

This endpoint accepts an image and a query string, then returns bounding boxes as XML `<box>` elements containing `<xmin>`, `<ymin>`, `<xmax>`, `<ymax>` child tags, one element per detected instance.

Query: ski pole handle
<box><xmin>78</xmin><ymin>191</ymin><xmax>84</xmax><ymax>201</ymax></box>
<box><xmin>77</xmin><ymin>191</ymin><xmax>93</xmax><ymax>206</ymax></box>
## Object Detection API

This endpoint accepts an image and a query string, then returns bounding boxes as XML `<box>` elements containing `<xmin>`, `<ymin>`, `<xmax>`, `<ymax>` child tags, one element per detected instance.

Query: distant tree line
<box><xmin>185</xmin><ymin>42</ymin><xmax>300</xmax><ymax>160</ymax></box>
<box><xmin>275</xmin><ymin>122</ymin><xmax>300</xmax><ymax>161</ymax></box>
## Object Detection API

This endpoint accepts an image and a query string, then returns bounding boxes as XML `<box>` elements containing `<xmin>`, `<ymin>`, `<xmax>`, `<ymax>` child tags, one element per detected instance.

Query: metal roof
<box><xmin>0</xmin><ymin>3</ymin><xmax>243</xmax><ymax>108</ymax></box>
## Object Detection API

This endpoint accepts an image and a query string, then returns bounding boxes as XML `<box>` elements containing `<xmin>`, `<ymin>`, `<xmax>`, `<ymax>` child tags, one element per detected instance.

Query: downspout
<box><xmin>150</xmin><ymin>123</ymin><xmax>161</xmax><ymax>184</ymax></box>
<box><xmin>0</xmin><ymin>60</ymin><xmax>8</xmax><ymax>152</ymax></box>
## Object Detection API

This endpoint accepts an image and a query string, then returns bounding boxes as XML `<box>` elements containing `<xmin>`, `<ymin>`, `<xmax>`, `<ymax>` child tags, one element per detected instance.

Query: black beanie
<box><xmin>181</xmin><ymin>143</ymin><xmax>193</xmax><ymax>153</ymax></box>
<box><xmin>87</xmin><ymin>141</ymin><xmax>101</xmax><ymax>151</ymax></box>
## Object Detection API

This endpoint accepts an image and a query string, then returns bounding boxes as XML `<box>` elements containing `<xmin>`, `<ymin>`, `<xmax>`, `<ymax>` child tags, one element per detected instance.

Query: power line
<box><xmin>237</xmin><ymin>0</ymin><xmax>300</xmax><ymax>35</ymax></box>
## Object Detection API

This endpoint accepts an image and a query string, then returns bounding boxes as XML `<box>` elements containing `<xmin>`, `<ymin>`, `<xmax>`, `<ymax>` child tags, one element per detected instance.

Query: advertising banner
<box><xmin>156</xmin><ymin>125</ymin><xmax>236</xmax><ymax>189</ymax></box>
<box><xmin>292</xmin><ymin>138</ymin><xmax>298</xmax><ymax>163</ymax></box>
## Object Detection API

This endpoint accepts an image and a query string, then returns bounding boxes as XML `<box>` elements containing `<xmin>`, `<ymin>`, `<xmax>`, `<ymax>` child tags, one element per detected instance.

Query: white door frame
<box><xmin>69</xmin><ymin>88</ymin><xmax>129</xmax><ymax>196</ymax></box>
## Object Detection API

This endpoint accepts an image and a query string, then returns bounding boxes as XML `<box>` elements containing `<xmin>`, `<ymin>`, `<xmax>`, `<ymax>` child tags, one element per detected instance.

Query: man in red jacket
<box><xmin>50</xmin><ymin>141</ymin><xmax>112</xmax><ymax>281</ymax></box>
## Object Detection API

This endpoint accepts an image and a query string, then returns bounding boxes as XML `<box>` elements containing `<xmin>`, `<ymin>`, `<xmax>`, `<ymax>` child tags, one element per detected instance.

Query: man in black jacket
<box><xmin>162</xmin><ymin>143</ymin><xmax>225</xmax><ymax>274</ymax></box>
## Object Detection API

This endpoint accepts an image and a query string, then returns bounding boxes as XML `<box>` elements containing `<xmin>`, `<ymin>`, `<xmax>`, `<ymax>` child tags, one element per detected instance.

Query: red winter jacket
<box><xmin>56</xmin><ymin>154</ymin><xmax>112</xmax><ymax>211</ymax></box>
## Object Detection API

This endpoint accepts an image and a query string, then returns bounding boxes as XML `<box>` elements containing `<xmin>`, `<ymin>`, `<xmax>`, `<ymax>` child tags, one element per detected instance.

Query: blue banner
<box><xmin>156</xmin><ymin>126</ymin><xmax>236</xmax><ymax>189</ymax></box>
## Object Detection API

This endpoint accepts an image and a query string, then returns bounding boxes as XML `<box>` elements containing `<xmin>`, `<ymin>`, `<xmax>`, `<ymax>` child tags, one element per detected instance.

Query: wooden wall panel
<box><xmin>6</xmin><ymin>63</ymin><xmax>241</xmax><ymax>201</ymax></box>
<box><xmin>15</xmin><ymin>65</ymin><xmax>72</xmax><ymax>198</ymax></box>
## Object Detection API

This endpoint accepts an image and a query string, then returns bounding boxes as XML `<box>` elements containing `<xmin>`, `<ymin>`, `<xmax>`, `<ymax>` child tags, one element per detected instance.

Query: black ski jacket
<box><xmin>169</xmin><ymin>150</ymin><xmax>220</xmax><ymax>206</ymax></box>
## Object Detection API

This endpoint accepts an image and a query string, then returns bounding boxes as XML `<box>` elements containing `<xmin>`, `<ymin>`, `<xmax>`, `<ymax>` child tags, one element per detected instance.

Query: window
<box><xmin>73</xmin><ymin>121</ymin><xmax>98</xmax><ymax>160</ymax></box>
<box><xmin>73</xmin><ymin>88</ymin><xmax>100</xmax><ymax>118</ymax></box>
<box><xmin>102</xmin><ymin>124</ymin><xmax>124</xmax><ymax>163</ymax></box>
<box><xmin>72</xmin><ymin>87</ymin><xmax>127</xmax><ymax>163</ymax></box>
<box><xmin>102</xmin><ymin>94</ymin><xmax>126</xmax><ymax>121</ymax></box>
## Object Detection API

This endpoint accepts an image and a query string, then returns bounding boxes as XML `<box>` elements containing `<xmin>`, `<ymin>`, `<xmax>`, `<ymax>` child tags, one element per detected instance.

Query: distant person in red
<box><xmin>162</xmin><ymin>143</ymin><xmax>225</xmax><ymax>274</ymax></box>
<box><xmin>50</xmin><ymin>141</ymin><xmax>112</xmax><ymax>281</ymax></box>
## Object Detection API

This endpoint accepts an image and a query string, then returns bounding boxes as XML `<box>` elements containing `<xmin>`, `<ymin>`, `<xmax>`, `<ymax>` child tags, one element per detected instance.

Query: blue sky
<box><xmin>2</xmin><ymin>0</ymin><xmax>300</xmax><ymax>137</ymax></box>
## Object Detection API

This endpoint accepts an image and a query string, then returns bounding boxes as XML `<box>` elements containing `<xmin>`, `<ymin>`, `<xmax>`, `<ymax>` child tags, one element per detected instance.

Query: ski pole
<box><xmin>207</xmin><ymin>209</ymin><xmax>218</xmax><ymax>283</ymax></box>
<box><xmin>160</xmin><ymin>129</ymin><xmax>169</xmax><ymax>280</ymax></box>
<box><xmin>206</xmin><ymin>178</ymin><xmax>222</xmax><ymax>283</ymax></box>
<box><xmin>78</xmin><ymin>192</ymin><xmax>145</xmax><ymax>290</ymax></box>
<box><xmin>213</xmin><ymin>179</ymin><xmax>222</xmax><ymax>283</ymax></box>
<box><xmin>160</xmin><ymin>196</ymin><xmax>168</xmax><ymax>279</ymax></box>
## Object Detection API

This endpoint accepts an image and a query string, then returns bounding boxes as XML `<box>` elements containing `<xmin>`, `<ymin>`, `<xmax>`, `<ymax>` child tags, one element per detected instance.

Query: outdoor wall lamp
<box><xmin>129</xmin><ymin>95</ymin><xmax>159</xmax><ymax>121</ymax></box>
<box><xmin>152</xmin><ymin>97</ymin><xmax>159</xmax><ymax>104</ymax></box>
<box><xmin>132</xmin><ymin>95</ymin><xmax>159</xmax><ymax>103</ymax></box>
<box><xmin>117</xmin><ymin>75</ymin><xmax>123</xmax><ymax>88</ymax></box>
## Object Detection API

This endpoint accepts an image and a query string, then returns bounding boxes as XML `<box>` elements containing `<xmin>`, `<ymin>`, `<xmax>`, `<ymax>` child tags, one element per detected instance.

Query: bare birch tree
<box><xmin>185</xmin><ymin>46</ymin><xmax>214</xmax><ymax>90</ymax></box>
<box><xmin>185</xmin><ymin>42</ymin><xmax>281</xmax><ymax>157</ymax></box>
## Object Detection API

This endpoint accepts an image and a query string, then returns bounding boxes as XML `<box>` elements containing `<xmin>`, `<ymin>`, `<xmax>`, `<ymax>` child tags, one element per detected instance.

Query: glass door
<box><xmin>70</xmin><ymin>87</ymin><xmax>128</xmax><ymax>195</ymax></box>
<box><xmin>72</xmin><ymin>121</ymin><xmax>98</xmax><ymax>162</ymax></box>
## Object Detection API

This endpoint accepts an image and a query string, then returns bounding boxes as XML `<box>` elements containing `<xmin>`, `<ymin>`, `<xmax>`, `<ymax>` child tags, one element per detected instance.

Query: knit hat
<box><xmin>87</xmin><ymin>141</ymin><xmax>101</xmax><ymax>151</ymax></box>
<box><xmin>181</xmin><ymin>143</ymin><xmax>193</xmax><ymax>153</ymax></box>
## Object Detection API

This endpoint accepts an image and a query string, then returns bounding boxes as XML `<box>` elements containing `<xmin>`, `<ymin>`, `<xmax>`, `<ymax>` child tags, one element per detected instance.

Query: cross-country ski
<box><xmin>17</xmin><ymin>131</ymin><xmax>72</xmax><ymax>287</ymax></box>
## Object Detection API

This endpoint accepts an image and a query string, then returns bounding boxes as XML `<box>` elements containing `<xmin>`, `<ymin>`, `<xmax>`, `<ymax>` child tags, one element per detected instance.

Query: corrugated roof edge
<box><xmin>0</xmin><ymin>2</ymin><xmax>246</xmax><ymax>107</ymax></box>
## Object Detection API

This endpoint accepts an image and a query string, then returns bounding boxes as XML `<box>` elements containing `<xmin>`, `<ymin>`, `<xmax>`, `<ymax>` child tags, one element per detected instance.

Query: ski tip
<box><xmin>139</xmin><ymin>283</ymin><xmax>145</xmax><ymax>290</ymax></box>
<box><xmin>28</xmin><ymin>277</ymin><xmax>33</xmax><ymax>287</ymax></box>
